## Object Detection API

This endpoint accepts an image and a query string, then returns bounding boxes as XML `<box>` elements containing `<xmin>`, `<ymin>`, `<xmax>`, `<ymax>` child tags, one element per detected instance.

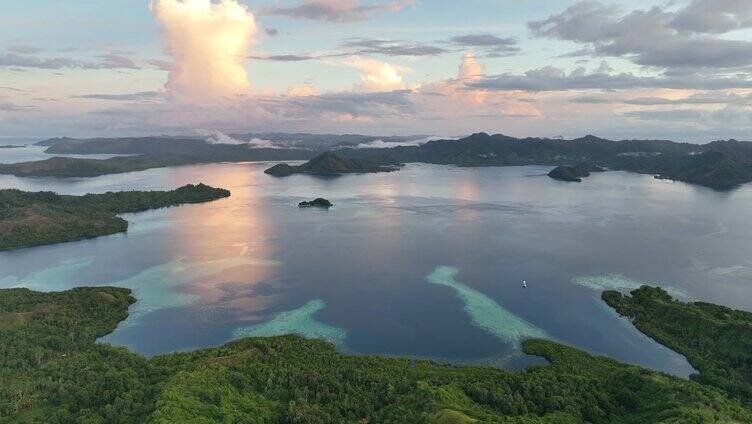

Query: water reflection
<box><xmin>1</xmin><ymin>162</ymin><xmax>750</xmax><ymax>376</ymax></box>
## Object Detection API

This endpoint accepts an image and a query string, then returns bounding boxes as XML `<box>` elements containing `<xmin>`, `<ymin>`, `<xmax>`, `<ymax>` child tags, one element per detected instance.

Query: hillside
<box><xmin>2</xmin><ymin>285</ymin><xmax>752</xmax><ymax>423</ymax></box>
<box><xmin>265</xmin><ymin>151</ymin><xmax>399</xmax><ymax>176</ymax></box>
<box><xmin>0</xmin><ymin>184</ymin><xmax>230</xmax><ymax>250</ymax></box>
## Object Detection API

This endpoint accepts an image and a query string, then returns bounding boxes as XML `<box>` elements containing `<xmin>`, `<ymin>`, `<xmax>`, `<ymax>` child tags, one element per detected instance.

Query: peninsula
<box><xmin>0</xmin><ymin>183</ymin><xmax>230</xmax><ymax>250</ymax></box>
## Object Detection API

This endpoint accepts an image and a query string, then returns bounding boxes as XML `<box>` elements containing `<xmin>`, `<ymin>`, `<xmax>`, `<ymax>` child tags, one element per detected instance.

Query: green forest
<box><xmin>0</xmin><ymin>184</ymin><xmax>230</xmax><ymax>250</ymax></box>
<box><xmin>2</xmin><ymin>285</ymin><xmax>751</xmax><ymax>423</ymax></box>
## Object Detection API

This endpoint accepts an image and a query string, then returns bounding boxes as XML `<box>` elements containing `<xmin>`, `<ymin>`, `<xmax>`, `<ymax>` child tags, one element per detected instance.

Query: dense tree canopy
<box><xmin>2</xmin><ymin>286</ymin><xmax>751</xmax><ymax>423</ymax></box>
<box><xmin>604</xmin><ymin>286</ymin><xmax>752</xmax><ymax>407</ymax></box>
<box><xmin>0</xmin><ymin>184</ymin><xmax>230</xmax><ymax>250</ymax></box>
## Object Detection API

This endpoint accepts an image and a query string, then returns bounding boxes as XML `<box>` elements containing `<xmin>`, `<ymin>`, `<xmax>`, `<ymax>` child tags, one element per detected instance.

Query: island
<box><xmin>0</xmin><ymin>144</ymin><xmax>24</xmax><ymax>149</ymax></box>
<box><xmin>299</xmin><ymin>198</ymin><xmax>333</xmax><ymax>208</ymax></box>
<box><xmin>548</xmin><ymin>165</ymin><xmax>587</xmax><ymax>182</ymax></box>
<box><xmin>1</xmin><ymin>284</ymin><xmax>751</xmax><ymax>423</ymax></box>
<box><xmin>0</xmin><ymin>183</ymin><xmax>230</xmax><ymax>250</ymax></box>
<box><xmin>548</xmin><ymin>162</ymin><xmax>606</xmax><ymax>182</ymax></box>
<box><xmin>265</xmin><ymin>151</ymin><xmax>399</xmax><ymax>177</ymax></box>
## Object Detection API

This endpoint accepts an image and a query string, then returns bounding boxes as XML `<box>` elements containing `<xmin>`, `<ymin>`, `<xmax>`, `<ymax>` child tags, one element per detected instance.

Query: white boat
<box><xmin>522</xmin><ymin>280</ymin><xmax>528</xmax><ymax>288</ymax></box>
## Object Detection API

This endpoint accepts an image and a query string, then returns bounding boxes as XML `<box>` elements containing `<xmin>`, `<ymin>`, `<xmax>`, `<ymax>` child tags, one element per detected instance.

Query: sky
<box><xmin>2</xmin><ymin>0</ymin><xmax>752</xmax><ymax>142</ymax></box>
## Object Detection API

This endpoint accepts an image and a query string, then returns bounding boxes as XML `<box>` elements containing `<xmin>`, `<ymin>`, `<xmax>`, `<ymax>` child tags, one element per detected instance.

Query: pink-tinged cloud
<box><xmin>346</xmin><ymin>57</ymin><xmax>405</xmax><ymax>92</ymax></box>
<box><xmin>150</xmin><ymin>0</ymin><xmax>257</xmax><ymax>102</ymax></box>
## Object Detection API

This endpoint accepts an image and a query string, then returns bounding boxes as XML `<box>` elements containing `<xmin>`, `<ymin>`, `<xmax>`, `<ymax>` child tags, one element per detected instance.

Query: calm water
<box><xmin>0</xmin><ymin>140</ymin><xmax>134</xmax><ymax>163</ymax></box>
<box><xmin>3</xmin><ymin>161</ymin><xmax>752</xmax><ymax>377</ymax></box>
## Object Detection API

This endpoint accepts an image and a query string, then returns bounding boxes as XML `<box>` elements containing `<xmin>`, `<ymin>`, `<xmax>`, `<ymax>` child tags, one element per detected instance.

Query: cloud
<box><xmin>247</xmin><ymin>138</ymin><xmax>283</xmax><ymax>148</ymax></box>
<box><xmin>448</xmin><ymin>34</ymin><xmax>520</xmax><ymax>57</ymax></box>
<box><xmin>0</xmin><ymin>86</ymin><xmax>25</xmax><ymax>93</ymax></box>
<box><xmin>258</xmin><ymin>89</ymin><xmax>415</xmax><ymax>121</ymax></box>
<box><xmin>8</xmin><ymin>45</ymin><xmax>43</xmax><ymax>54</ymax></box>
<box><xmin>150</xmin><ymin>0</ymin><xmax>258</xmax><ymax>102</ymax></box>
<box><xmin>346</xmin><ymin>57</ymin><xmax>405</xmax><ymax>92</ymax></box>
<box><xmin>0</xmin><ymin>52</ymin><xmax>138</xmax><ymax>70</ymax></box>
<box><xmin>353</xmin><ymin>135</ymin><xmax>454</xmax><ymax>149</ymax></box>
<box><xmin>286</xmin><ymin>84</ymin><xmax>316</xmax><ymax>97</ymax></box>
<box><xmin>0</xmin><ymin>101</ymin><xmax>26</xmax><ymax>112</ymax></box>
<box><xmin>201</xmin><ymin>129</ymin><xmax>245</xmax><ymax>144</ymax></box>
<box><xmin>97</xmin><ymin>53</ymin><xmax>140</xmax><ymax>69</ymax></box>
<box><xmin>71</xmin><ymin>91</ymin><xmax>164</xmax><ymax>101</ymax></box>
<box><xmin>572</xmin><ymin>91</ymin><xmax>752</xmax><ymax>106</ymax></box>
<box><xmin>626</xmin><ymin>92</ymin><xmax>752</xmax><ymax>106</ymax></box>
<box><xmin>248</xmin><ymin>53</ymin><xmax>317</xmax><ymax>61</ymax></box>
<box><xmin>469</xmin><ymin>66</ymin><xmax>752</xmax><ymax>92</ymax></box>
<box><xmin>458</xmin><ymin>54</ymin><xmax>485</xmax><ymax>81</ymax></box>
<box><xmin>146</xmin><ymin>59</ymin><xmax>172</xmax><ymax>70</ymax></box>
<box><xmin>264</xmin><ymin>0</ymin><xmax>413</xmax><ymax>22</ymax></box>
<box><xmin>416</xmin><ymin>55</ymin><xmax>540</xmax><ymax>117</ymax></box>
<box><xmin>340</xmin><ymin>38</ymin><xmax>448</xmax><ymax>56</ymax></box>
<box><xmin>672</xmin><ymin>0</ymin><xmax>752</xmax><ymax>34</ymax></box>
<box><xmin>621</xmin><ymin>109</ymin><xmax>706</xmax><ymax>122</ymax></box>
<box><xmin>529</xmin><ymin>1</ymin><xmax>752</xmax><ymax>70</ymax></box>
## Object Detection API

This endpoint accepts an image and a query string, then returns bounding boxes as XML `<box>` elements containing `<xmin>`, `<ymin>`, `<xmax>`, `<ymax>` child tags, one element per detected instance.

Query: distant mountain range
<box><xmin>36</xmin><ymin>133</ymin><xmax>431</xmax><ymax>153</ymax></box>
<box><xmin>339</xmin><ymin>133</ymin><xmax>752</xmax><ymax>189</ymax></box>
<box><xmin>6</xmin><ymin>132</ymin><xmax>751</xmax><ymax>189</ymax></box>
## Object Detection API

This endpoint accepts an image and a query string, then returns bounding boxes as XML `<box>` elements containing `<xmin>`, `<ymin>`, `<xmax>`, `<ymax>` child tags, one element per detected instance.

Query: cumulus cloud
<box><xmin>346</xmin><ymin>57</ymin><xmax>405</xmax><ymax>92</ymax></box>
<box><xmin>458</xmin><ymin>54</ymin><xmax>485</xmax><ymax>81</ymax></box>
<box><xmin>150</xmin><ymin>0</ymin><xmax>258</xmax><ymax>102</ymax></box>
<box><xmin>264</xmin><ymin>0</ymin><xmax>413</xmax><ymax>22</ymax></box>
<box><xmin>286</xmin><ymin>84</ymin><xmax>316</xmax><ymax>97</ymax></box>
<box><xmin>257</xmin><ymin>89</ymin><xmax>415</xmax><ymax>122</ymax></box>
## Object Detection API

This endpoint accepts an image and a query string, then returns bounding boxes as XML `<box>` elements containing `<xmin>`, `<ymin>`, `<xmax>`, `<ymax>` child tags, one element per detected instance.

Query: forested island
<box><xmin>299</xmin><ymin>198</ymin><xmax>333</xmax><ymax>208</ymax></box>
<box><xmin>2</xmin><ymin>285</ymin><xmax>751</xmax><ymax>423</ymax></box>
<box><xmin>3</xmin><ymin>133</ymin><xmax>751</xmax><ymax>189</ymax></box>
<box><xmin>265</xmin><ymin>151</ymin><xmax>399</xmax><ymax>176</ymax></box>
<box><xmin>0</xmin><ymin>184</ymin><xmax>229</xmax><ymax>250</ymax></box>
<box><xmin>547</xmin><ymin>162</ymin><xmax>605</xmax><ymax>182</ymax></box>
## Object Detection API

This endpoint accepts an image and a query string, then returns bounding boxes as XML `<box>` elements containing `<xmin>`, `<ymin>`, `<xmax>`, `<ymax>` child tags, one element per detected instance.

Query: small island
<box><xmin>265</xmin><ymin>151</ymin><xmax>399</xmax><ymax>177</ymax></box>
<box><xmin>0</xmin><ymin>183</ymin><xmax>230</xmax><ymax>250</ymax></box>
<box><xmin>299</xmin><ymin>198</ymin><xmax>333</xmax><ymax>208</ymax></box>
<box><xmin>548</xmin><ymin>162</ymin><xmax>607</xmax><ymax>182</ymax></box>
<box><xmin>0</xmin><ymin>144</ymin><xmax>25</xmax><ymax>149</ymax></box>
